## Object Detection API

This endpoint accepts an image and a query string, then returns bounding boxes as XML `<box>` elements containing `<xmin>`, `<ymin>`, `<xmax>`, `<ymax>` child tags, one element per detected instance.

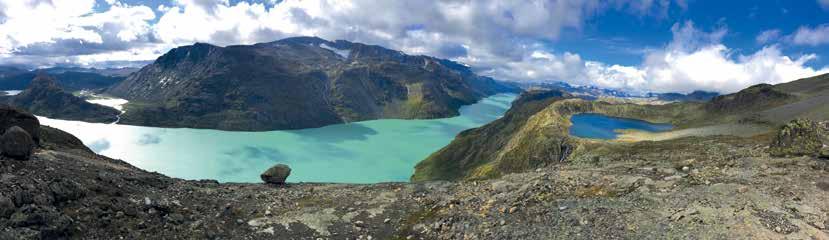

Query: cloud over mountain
<box><xmin>0</xmin><ymin>0</ymin><xmax>827</xmax><ymax>93</ymax></box>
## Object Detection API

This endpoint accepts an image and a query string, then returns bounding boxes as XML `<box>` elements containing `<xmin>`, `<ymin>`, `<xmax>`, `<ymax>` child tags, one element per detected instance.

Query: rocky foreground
<box><xmin>0</xmin><ymin>105</ymin><xmax>827</xmax><ymax>239</ymax></box>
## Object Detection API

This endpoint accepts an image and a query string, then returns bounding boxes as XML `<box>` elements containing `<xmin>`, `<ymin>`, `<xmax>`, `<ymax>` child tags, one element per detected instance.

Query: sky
<box><xmin>1</xmin><ymin>0</ymin><xmax>828</xmax><ymax>93</ymax></box>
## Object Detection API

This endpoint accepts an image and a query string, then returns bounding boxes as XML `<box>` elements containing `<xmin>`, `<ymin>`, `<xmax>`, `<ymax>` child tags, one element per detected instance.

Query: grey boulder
<box><xmin>261</xmin><ymin>164</ymin><xmax>291</xmax><ymax>184</ymax></box>
<box><xmin>2</xmin><ymin>126</ymin><xmax>35</xmax><ymax>160</ymax></box>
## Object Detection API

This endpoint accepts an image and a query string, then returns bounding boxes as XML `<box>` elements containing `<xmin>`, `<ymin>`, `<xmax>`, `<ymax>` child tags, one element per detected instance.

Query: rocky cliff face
<box><xmin>107</xmin><ymin>37</ymin><xmax>517</xmax><ymax>131</ymax></box>
<box><xmin>6</xmin><ymin>74</ymin><xmax>120</xmax><ymax>123</ymax></box>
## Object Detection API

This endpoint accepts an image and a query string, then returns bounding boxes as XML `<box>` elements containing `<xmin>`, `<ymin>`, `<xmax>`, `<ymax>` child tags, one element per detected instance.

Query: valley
<box><xmin>36</xmin><ymin>93</ymin><xmax>515</xmax><ymax>183</ymax></box>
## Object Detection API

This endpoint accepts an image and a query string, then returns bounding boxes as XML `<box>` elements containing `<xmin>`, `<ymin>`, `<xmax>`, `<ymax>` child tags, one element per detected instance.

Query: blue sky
<box><xmin>1</xmin><ymin>0</ymin><xmax>828</xmax><ymax>93</ymax></box>
<box><xmin>561</xmin><ymin>0</ymin><xmax>829</xmax><ymax>67</ymax></box>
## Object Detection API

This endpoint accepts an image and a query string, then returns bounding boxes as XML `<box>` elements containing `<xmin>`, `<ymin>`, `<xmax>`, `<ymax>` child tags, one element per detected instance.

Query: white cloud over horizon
<box><xmin>0</xmin><ymin>0</ymin><xmax>827</xmax><ymax>94</ymax></box>
<box><xmin>483</xmin><ymin>22</ymin><xmax>829</xmax><ymax>93</ymax></box>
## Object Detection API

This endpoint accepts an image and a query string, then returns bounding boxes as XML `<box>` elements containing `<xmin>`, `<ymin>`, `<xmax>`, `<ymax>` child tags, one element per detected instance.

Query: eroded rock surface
<box><xmin>770</xmin><ymin>119</ymin><xmax>827</xmax><ymax>157</ymax></box>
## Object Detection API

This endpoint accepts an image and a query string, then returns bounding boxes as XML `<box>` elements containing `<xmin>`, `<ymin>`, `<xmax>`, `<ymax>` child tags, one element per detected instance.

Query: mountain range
<box><xmin>518</xmin><ymin>81</ymin><xmax>719</xmax><ymax>102</ymax></box>
<box><xmin>0</xmin><ymin>66</ymin><xmax>135</xmax><ymax>91</ymax></box>
<box><xmin>106</xmin><ymin>37</ymin><xmax>518</xmax><ymax>131</ymax></box>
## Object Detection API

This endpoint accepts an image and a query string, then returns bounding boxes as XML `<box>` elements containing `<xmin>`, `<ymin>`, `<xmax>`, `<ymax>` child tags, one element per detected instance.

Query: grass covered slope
<box><xmin>414</xmin><ymin>90</ymin><xmax>701</xmax><ymax>181</ymax></box>
<box><xmin>415</xmin><ymin>73</ymin><xmax>829</xmax><ymax>181</ymax></box>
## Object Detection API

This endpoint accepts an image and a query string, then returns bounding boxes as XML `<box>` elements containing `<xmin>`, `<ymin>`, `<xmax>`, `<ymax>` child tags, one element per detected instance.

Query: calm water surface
<box><xmin>38</xmin><ymin>94</ymin><xmax>516</xmax><ymax>183</ymax></box>
<box><xmin>569</xmin><ymin>113</ymin><xmax>673</xmax><ymax>139</ymax></box>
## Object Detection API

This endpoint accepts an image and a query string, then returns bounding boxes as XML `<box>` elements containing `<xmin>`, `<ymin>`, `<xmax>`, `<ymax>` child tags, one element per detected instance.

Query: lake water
<box><xmin>569</xmin><ymin>113</ymin><xmax>673</xmax><ymax>139</ymax></box>
<box><xmin>38</xmin><ymin>94</ymin><xmax>516</xmax><ymax>183</ymax></box>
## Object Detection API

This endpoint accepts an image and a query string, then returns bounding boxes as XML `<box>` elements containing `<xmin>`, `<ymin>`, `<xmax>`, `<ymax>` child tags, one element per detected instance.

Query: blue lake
<box><xmin>38</xmin><ymin>94</ymin><xmax>516</xmax><ymax>184</ymax></box>
<box><xmin>569</xmin><ymin>113</ymin><xmax>673</xmax><ymax>139</ymax></box>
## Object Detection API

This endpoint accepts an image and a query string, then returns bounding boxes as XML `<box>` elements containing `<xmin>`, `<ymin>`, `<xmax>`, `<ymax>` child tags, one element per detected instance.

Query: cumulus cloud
<box><xmin>790</xmin><ymin>24</ymin><xmax>829</xmax><ymax>46</ymax></box>
<box><xmin>0</xmin><ymin>0</ymin><xmax>826</xmax><ymax>94</ymax></box>
<box><xmin>0</xmin><ymin>0</ymin><xmax>159</xmax><ymax>66</ymax></box>
<box><xmin>1</xmin><ymin>0</ymin><xmax>680</xmax><ymax>66</ymax></box>
<box><xmin>483</xmin><ymin>21</ymin><xmax>829</xmax><ymax>93</ymax></box>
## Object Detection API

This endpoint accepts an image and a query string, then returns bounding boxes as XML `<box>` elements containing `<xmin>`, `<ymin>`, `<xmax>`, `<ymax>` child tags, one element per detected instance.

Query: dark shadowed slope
<box><xmin>4</xmin><ymin>74</ymin><xmax>120</xmax><ymax>123</ymax></box>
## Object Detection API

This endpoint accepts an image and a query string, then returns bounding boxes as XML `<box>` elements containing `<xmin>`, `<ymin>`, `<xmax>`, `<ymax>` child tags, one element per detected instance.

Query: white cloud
<box><xmin>755</xmin><ymin>29</ymin><xmax>781</xmax><ymax>44</ymax></box>
<box><xmin>0</xmin><ymin>0</ymin><xmax>680</xmax><ymax>68</ymax></box>
<box><xmin>0</xmin><ymin>0</ymin><xmax>156</xmax><ymax>67</ymax></box>
<box><xmin>0</xmin><ymin>0</ymin><xmax>825</xmax><ymax>94</ymax></box>
<box><xmin>790</xmin><ymin>25</ymin><xmax>829</xmax><ymax>46</ymax></box>
<box><xmin>480</xmin><ymin>21</ymin><xmax>829</xmax><ymax>93</ymax></box>
<box><xmin>819</xmin><ymin>0</ymin><xmax>829</xmax><ymax>10</ymax></box>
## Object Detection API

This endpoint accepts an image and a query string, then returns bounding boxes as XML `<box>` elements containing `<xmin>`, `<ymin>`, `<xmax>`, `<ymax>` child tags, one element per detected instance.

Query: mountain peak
<box><xmin>29</xmin><ymin>72</ymin><xmax>60</xmax><ymax>90</ymax></box>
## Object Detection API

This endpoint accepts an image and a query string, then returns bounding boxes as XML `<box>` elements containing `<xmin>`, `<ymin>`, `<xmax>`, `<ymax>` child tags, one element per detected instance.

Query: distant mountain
<box><xmin>42</xmin><ymin>66</ymin><xmax>140</xmax><ymax>77</ymax></box>
<box><xmin>0</xmin><ymin>66</ymin><xmax>132</xmax><ymax>91</ymax></box>
<box><xmin>516</xmin><ymin>81</ymin><xmax>635</xmax><ymax>99</ymax></box>
<box><xmin>107</xmin><ymin>36</ymin><xmax>518</xmax><ymax>131</ymax></box>
<box><xmin>517</xmin><ymin>81</ymin><xmax>719</xmax><ymax>102</ymax></box>
<box><xmin>649</xmin><ymin>90</ymin><xmax>719</xmax><ymax>102</ymax></box>
<box><xmin>3</xmin><ymin>74</ymin><xmax>120</xmax><ymax>123</ymax></box>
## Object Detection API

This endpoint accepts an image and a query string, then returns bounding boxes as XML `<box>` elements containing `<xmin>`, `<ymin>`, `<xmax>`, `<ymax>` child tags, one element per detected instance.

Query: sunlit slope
<box><xmin>414</xmin><ymin>73</ymin><xmax>829</xmax><ymax>181</ymax></box>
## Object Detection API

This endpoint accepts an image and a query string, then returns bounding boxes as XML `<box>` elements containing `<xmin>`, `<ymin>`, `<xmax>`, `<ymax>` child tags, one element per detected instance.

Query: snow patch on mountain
<box><xmin>320</xmin><ymin>43</ymin><xmax>351</xmax><ymax>58</ymax></box>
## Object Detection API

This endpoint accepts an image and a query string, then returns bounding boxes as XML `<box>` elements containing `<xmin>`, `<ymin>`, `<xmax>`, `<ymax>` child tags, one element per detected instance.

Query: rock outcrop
<box><xmin>6</xmin><ymin>73</ymin><xmax>120</xmax><ymax>123</ymax></box>
<box><xmin>1</xmin><ymin>126</ymin><xmax>35</xmax><ymax>160</ymax></box>
<box><xmin>0</xmin><ymin>104</ymin><xmax>40</xmax><ymax>143</ymax></box>
<box><xmin>260</xmin><ymin>164</ymin><xmax>291</xmax><ymax>184</ymax></box>
<box><xmin>769</xmin><ymin>119</ymin><xmax>827</xmax><ymax>157</ymax></box>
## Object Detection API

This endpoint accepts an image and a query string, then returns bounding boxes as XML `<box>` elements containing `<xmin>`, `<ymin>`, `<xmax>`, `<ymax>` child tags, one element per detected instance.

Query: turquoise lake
<box><xmin>569</xmin><ymin>113</ymin><xmax>673</xmax><ymax>139</ymax></box>
<box><xmin>37</xmin><ymin>94</ymin><xmax>516</xmax><ymax>184</ymax></box>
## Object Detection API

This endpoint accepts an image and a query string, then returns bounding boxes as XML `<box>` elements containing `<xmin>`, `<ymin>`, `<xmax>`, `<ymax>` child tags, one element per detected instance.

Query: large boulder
<box><xmin>261</xmin><ymin>164</ymin><xmax>291</xmax><ymax>184</ymax></box>
<box><xmin>2</xmin><ymin>126</ymin><xmax>35</xmax><ymax>160</ymax></box>
<box><xmin>769</xmin><ymin>119</ymin><xmax>825</xmax><ymax>157</ymax></box>
<box><xmin>0</xmin><ymin>104</ymin><xmax>40</xmax><ymax>143</ymax></box>
<box><xmin>0</xmin><ymin>195</ymin><xmax>14</xmax><ymax>218</ymax></box>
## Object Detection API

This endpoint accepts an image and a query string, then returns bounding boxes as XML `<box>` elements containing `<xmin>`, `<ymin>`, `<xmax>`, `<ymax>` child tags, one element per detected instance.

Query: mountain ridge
<box><xmin>107</xmin><ymin>37</ymin><xmax>517</xmax><ymax>131</ymax></box>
